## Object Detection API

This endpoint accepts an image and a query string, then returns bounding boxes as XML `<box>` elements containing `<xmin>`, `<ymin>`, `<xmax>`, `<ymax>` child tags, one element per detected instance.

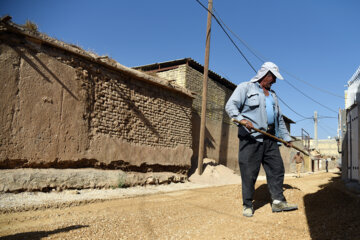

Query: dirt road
<box><xmin>1</xmin><ymin>172</ymin><xmax>360</xmax><ymax>240</ymax></box>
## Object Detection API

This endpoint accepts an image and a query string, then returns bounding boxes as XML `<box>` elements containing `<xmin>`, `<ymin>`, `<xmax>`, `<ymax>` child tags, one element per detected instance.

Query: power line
<box><xmin>318</xmin><ymin>116</ymin><xmax>337</xmax><ymax>119</ymax></box>
<box><xmin>196</xmin><ymin>0</ymin><xmax>339</xmax><ymax>116</ymax></box>
<box><xmin>195</xmin><ymin>0</ymin><xmax>257</xmax><ymax>72</ymax></box>
<box><xmin>318</xmin><ymin>123</ymin><xmax>336</xmax><ymax>136</ymax></box>
<box><xmin>281</xmin><ymin>70</ymin><xmax>344</xmax><ymax>99</ymax></box>
<box><xmin>197</xmin><ymin>0</ymin><xmax>311</xmax><ymax>119</ymax></box>
<box><xmin>295</xmin><ymin>115</ymin><xmax>337</xmax><ymax>123</ymax></box>
<box><xmin>295</xmin><ymin>117</ymin><xmax>313</xmax><ymax>123</ymax></box>
<box><xmin>211</xmin><ymin>5</ymin><xmax>343</xmax><ymax>102</ymax></box>
<box><xmin>318</xmin><ymin>121</ymin><xmax>338</xmax><ymax>132</ymax></box>
<box><xmin>283</xmin><ymin>80</ymin><xmax>338</xmax><ymax>114</ymax></box>
<box><xmin>276</xmin><ymin>94</ymin><xmax>308</xmax><ymax>119</ymax></box>
<box><xmin>198</xmin><ymin>0</ymin><xmax>314</xmax><ymax>119</ymax></box>
<box><xmin>212</xmin><ymin>7</ymin><xmax>265</xmax><ymax>64</ymax></box>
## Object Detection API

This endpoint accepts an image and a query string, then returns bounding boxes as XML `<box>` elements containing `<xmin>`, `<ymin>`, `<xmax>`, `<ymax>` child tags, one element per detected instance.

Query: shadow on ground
<box><xmin>253</xmin><ymin>183</ymin><xmax>300</xmax><ymax>211</ymax></box>
<box><xmin>304</xmin><ymin>173</ymin><xmax>360</xmax><ymax>240</ymax></box>
<box><xmin>0</xmin><ymin>225</ymin><xmax>89</xmax><ymax>240</ymax></box>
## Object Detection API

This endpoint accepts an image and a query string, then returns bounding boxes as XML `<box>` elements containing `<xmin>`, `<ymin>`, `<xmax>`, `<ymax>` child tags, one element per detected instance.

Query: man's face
<box><xmin>260</xmin><ymin>72</ymin><xmax>276</xmax><ymax>90</ymax></box>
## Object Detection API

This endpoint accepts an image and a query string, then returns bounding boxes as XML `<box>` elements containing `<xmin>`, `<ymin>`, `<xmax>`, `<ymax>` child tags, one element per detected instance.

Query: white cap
<box><xmin>250</xmin><ymin>62</ymin><xmax>284</xmax><ymax>82</ymax></box>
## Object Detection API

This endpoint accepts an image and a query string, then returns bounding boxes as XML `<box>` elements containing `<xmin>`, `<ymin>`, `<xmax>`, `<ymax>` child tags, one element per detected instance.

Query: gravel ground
<box><xmin>0</xmin><ymin>182</ymin><xmax>213</xmax><ymax>213</ymax></box>
<box><xmin>0</xmin><ymin>159</ymin><xmax>246</xmax><ymax>213</ymax></box>
<box><xmin>2</xmin><ymin>169</ymin><xmax>359</xmax><ymax>240</ymax></box>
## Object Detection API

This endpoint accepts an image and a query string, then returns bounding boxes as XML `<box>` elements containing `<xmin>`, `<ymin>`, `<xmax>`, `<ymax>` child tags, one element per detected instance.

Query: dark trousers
<box><xmin>238</xmin><ymin>136</ymin><xmax>286</xmax><ymax>207</ymax></box>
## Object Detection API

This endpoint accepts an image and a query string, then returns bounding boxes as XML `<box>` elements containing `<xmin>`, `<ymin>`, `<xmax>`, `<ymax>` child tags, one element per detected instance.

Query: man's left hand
<box><xmin>285</xmin><ymin>141</ymin><xmax>293</xmax><ymax>148</ymax></box>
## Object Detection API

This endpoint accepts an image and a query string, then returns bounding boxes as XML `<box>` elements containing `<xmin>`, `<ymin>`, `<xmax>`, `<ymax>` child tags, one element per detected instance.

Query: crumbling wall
<box><xmin>0</xmin><ymin>29</ymin><xmax>193</xmax><ymax>172</ymax></box>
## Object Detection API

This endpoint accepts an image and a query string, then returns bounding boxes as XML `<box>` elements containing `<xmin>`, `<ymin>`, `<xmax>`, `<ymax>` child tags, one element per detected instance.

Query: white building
<box><xmin>342</xmin><ymin>65</ymin><xmax>360</xmax><ymax>183</ymax></box>
<box><xmin>345</xmin><ymin>65</ymin><xmax>360</xmax><ymax>109</ymax></box>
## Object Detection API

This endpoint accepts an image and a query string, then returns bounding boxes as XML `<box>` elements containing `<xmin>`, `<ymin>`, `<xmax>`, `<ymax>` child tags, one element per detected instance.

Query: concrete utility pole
<box><xmin>198</xmin><ymin>0</ymin><xmax>213</xmax><ymax>175</ymax></box>
<box><xmin>314</xmin><ymin>111</ymin><xmax>318</xmax><ymax>149</ymax></box>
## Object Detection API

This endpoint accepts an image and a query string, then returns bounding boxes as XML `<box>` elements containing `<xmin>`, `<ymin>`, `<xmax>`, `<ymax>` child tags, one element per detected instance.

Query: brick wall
<box><xmin>150</xmin><ymin>63</ymin><xmax>239</xmax><ymax>171</ymax></box>
<box><xmin>156</xmin><ymin>65</ymin><xmax>187</xmax><ymax>88</ymax></box>
<box><xmin>0</xmin><ymin>29</ymin><xmax>193</xmax><ymax>170</ymax></box>
<box><xmin>90</xmin><ymin>71</ymin><xmax>192</xmax><ymax>148</ymax></box>
<box><xmin>185</xmin><ymin>65</ymin><xmax>232</xmax><ymax>123</ymax></box>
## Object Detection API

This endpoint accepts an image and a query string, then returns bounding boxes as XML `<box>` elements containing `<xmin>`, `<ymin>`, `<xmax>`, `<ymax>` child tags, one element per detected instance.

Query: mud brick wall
<box><xmin>156</xmin><ymin>65</ymin><xmax>187</xmax><ymax>88</ymax></box>
<box><xmin>90</xmin><ymin>72</ymin><xmax>192</xmax><ymax>148</ymax></box>
<box><xmin>184</xmin><ymin>65</ymin><xmax>238</xmax><ymax>171</ymax></box>
<box><xmin>0</xmin><ymin>29</ymin><xmax>193</xmax><ymax>171</ymax></box>
<box><xmin>155</xmin><ymin>63</ymin><xmax>233</xmax><ymax>123</ymax></box>
<box><xmin>150</xmin><ymin>63</ymin><xmax>239</xmax><ymax>172</ymax></box>
<box><xmin>185</xmin><ymin>65</ymin><xmax>233</xmax><ymax>123</ymax></box>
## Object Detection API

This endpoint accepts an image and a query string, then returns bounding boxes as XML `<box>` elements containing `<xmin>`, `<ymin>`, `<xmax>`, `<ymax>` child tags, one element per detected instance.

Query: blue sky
<box><xmin>1</xmin><ymin>0</ymin><xmax>359</xmax><ymax>140</ymax></box>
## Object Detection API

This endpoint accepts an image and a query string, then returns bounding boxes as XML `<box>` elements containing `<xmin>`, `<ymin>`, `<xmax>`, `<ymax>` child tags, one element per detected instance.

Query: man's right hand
<box><xmin>240</xmin><ymin>119</ymin><xmax>254</xmax><ymax>131</ymax></box>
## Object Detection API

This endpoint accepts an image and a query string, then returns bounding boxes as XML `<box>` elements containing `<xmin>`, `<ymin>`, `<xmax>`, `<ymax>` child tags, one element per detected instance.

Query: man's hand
<box><xmin>240</xmin><ymin>119</ymin><xmax>254</xmax><ymax>131</ymax></box>
<box><xmin>285</xmin><ymin>141</ymin><xmax>293</xmax><ymax>148</ymax></box>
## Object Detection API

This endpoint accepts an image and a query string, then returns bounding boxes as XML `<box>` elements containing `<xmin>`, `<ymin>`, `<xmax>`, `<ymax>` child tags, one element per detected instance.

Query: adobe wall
<box><xmin>192</xmin><ymin>116</ymin><xmax>239</xmax><ymax>172</ymax></box>
<box><xmin>183</xmin><ymin>65</ymin><xmax>238</xmax><ymax>170</ymax></box>
<box><xmin>0</xmin><ymin>30</ymin><xmax>193</xmax><ymax>171</ymax></box>
<box><xmin>156</xmin><ymin>65</ymin><xmax>187</xmax><ymax>88</ymax></box>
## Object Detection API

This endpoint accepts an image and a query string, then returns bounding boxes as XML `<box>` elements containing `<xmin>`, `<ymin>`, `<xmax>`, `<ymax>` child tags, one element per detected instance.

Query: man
<box><xmin>293</xmin><ymin>151</ymin><xmax>304</xmax><ymax>178</ymax></box>
<box><xmin>225</xmin><ymin>62</ymin><xmax>298</xmax><ymax>217</ymax></box>
<box><xmin>325</xmin><ymin>158</ymin><xmax>330</xmax><ymax>172</ymax></box>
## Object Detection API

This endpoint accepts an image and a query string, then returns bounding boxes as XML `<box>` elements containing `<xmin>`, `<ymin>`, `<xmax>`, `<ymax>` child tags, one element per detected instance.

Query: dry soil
<box><xmin>1</xmin><ymin>170</ymin><xmax>360</xmax><ymax>240</ymax></box>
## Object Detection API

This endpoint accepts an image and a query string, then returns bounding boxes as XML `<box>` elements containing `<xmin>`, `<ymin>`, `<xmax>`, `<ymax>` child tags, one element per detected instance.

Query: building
<box><xmin>309</xmin><ymin>139</ymin><xmax>340</xmax><ymax>157</ymax></box>
<box><xmin>345</xmin><ymin>65</ymin><xmax>360</xmax><ymax>109</ymax></box>
<box><xmin>341</xmin><ymin>65</ymin><xmax>360</xmax><ymax>183</ymax></box>
<box><xmin>134</xmin><ymin>58</ymin><xmax>297</xmax><ymax>174</ymax></box>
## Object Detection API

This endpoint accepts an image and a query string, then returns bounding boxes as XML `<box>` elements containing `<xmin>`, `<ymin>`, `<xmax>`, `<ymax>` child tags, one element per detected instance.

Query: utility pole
<box><xmin>314</xmin><ymin>111</ymin><xmax>318</xmax><ymax>149</ymax></box>
<box><xmin>198</xmin><ymin>0</ymin><xmax>213</xmax><ymax>175</ymax></box>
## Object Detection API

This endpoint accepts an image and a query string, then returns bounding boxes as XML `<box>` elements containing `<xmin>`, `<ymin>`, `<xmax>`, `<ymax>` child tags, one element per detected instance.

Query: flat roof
<box><xmin>133</xmin><ymin>58</ymin><xmax>237</xmax><ymax>90</ymax></box>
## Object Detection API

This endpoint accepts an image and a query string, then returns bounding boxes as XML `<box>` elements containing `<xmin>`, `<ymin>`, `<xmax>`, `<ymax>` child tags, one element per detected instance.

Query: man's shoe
<box><xmin>243</xmin><ymin>206</ymin><xmax>254</xmax><ymax>217</ymax></box>
<box><xmin>272</xmin><ymin>201</ymin><xmax>298</xmax><ymax>212</ymax></box>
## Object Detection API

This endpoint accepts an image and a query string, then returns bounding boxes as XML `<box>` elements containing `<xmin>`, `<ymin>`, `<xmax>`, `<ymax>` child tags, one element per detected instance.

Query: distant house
<box><xmin>309</xmin><ymin>139</ymin><xmax>340</xmax><ymax>157</ymax></box>
<box><xmin>134</xmin><ymin>58</ymin><xmax>296</xmax><ymax>173</ymax></box>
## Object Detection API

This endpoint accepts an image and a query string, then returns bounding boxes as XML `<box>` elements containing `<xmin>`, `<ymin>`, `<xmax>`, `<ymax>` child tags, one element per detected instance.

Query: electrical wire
<box><xmin>283</xmin><ymin>80</ymin><xmax>338</xmax><ymax>114</ymax></box>
<box><xmin>212</xmin><ymin>6</ymin><xmax>343</xmax><ymax>100</ymax></box>
<box><xmin>276</xmin><ymin>94</ymin><xmax>308</xmax><ymax>119</ymax></box>
<box><xmin>318</xmin><ymin>121</ymin><xmax>338</xmax><ymax>132</ymax></box>
<box><xmin>196</xmin><ymin>0</ymin><xmax>312</xmax><ymax>119</ymax></box>
<box><xmin>212</xmin><ymin>7</ymin><xmax>266</xmax><ymax>64</ymax></box>
<box><xmin>196</xmin><ymin>0</ymin><xmax>339</xmax><ymax>116</ymax></box>
<box><xmin>318</xmin><ymin>123</ymin><xmax>336</xmax><ymax>136</ymax></box>
<box><xmin>318</xmin><ymin>116</ymin><xmax>337</xmax><ymax>119</ymax></box>
<box><xmin>281</xmin><ymin>70</ymin><xmax>343</xmax><ymax>99</ymax></box>
<box><xmin>295</xmin><ymin>117</ymin><xmax>313</xmax><ymax>123</ymax></box>
<box><xmin>212</xmin><ymin>4</ymin><xmax>343</xmax><ymax>105</ymax></box>
<box><xmin>295</xmin><ymin>115</ymin><xmax>337</xmax><ymax>123</ymax></box>
<box><xmin>194</xmin><ymin>0</ymin><xmax>257</xmax><ymax>73</ymax></box>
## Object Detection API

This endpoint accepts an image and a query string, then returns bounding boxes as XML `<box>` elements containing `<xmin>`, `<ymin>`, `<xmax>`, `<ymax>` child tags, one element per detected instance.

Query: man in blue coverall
<box><xmin>225</xmin><ymin>62</ymin><xmax>298</xmax><ymax>217</ymax></box>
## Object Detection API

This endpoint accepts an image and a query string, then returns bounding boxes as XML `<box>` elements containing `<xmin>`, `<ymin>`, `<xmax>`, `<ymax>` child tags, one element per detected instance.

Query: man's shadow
<box><xmin>253</xmin><ymin>184</ymin><xmax>300</xmax><ymax>210</ymax></box>
<box><xmin>0</xmin><ymin>225</ymin><xmax>88</xmax><ymax>240</ymax></box>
